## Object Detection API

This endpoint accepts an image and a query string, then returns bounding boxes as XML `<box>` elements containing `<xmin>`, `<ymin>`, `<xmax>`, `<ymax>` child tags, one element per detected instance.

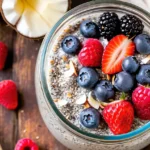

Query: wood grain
<box><xmin>0</xmin><ymin>0</ymin><xmax>150</xmax><ymax>150</ymax></box>
<box><xmin>0</xmin><ymin>15</ymin><xmax>17</xmax><ymax>150</ymax></box>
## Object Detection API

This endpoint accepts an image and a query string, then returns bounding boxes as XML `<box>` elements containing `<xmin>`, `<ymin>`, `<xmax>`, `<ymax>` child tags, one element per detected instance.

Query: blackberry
<box><xmin>98</xmin><ymin>12</ymin><xmax>120</xmax><ymax>40</ymax></box>
<box><xmin>120</xmin><ymin>14</ymin><xmax>144</xmax><ymax>37</ymax></box>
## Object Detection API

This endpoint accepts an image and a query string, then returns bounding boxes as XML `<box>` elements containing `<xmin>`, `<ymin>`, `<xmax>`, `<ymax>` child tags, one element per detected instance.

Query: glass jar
<box><xmin>35</xmin><ymin>1</ymin><xmax>150</xmax><ymax>150</ymax></box>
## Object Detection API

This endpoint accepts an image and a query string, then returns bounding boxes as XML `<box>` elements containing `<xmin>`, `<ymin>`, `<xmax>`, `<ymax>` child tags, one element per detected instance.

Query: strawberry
<box><xmin>132</xmin><ymin>85</ymin><xmax>150</xmax><ymax>120</ymax></box>
<box><xmin>15</xmin><ymin>138</ymin><xmax>39</xmax><ymax>150</ymax></box>
<box><xmin>0</xmin><ymin>42</ymin><xmax>8</xmax><ymax>70</ymax></box>
<box><xmin>0</xmin><ymin>80</ymin><xmax>18</xmax><ymax>110</ymax></box>
<box><xmin>102</xmin><ymin>34</ymin><xmax>135</xmax><ymax>74</ymax></box>
<box><xmin>103</xmin><ymin>100</ymin><xmax>134</xmax><ymax>135</ymax></box>
<box><xmin>78</xmin><ymin>39</ymin><xmax>103</xmax><ymax>67</ymax></box>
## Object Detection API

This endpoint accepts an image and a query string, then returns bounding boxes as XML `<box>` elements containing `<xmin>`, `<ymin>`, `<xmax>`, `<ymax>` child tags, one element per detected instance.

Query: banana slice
<box><xmin>2</xmin><ymin>0</ymin><xmax>69</xmax><ymax>38</ymax></box>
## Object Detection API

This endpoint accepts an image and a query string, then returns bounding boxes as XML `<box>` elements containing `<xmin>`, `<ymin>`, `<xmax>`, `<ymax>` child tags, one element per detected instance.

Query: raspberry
<box><xmin>84</xmin><ymin>38</ymin><xmax>103</xmax><ymax>50</ymax></box>
<box><xmin>0</xmin><ymin>80</ymin><xmax>18</xmax><ymax>110</ymax></box>
<box><xmin>78</xmin><ymin>39</ymin><xmax>103</xmax><ymax>67</ymax></box>
<box><xmin>15</xmin><ymin>138</ymin><xmax>39</xmax><ymax>150</ymax></box>
<box><xmin>0</xmin><ymin>42</ymin><xmax>8</xmax><ymax>70</ymax></box>
<box><xmin>132</xmin><ymin>85</ymin><xmax>150</xmax><ymax>120</ymax></box>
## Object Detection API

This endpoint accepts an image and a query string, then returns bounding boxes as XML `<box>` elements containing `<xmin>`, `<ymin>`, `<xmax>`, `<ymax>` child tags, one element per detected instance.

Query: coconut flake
<box><xmin>100</xmin><ymin>37</ymin><xmax>108</xmax><ymax>48</ymax></box>
<box><xmin>88</xmin><ymin>92</ymin><xmax>100</xmax><ymax>109</ymax></box>
<box><xmin>64</xmin><ymin>61</ymin><xmax>78</xmax><ymax>77</ymax></box>
<box><xmin>76</xmin><ymin>94</ymin><xmax>87</xmax><ymax>105</ymax></box>
<box><xmin>112</xmin><ymin>75</ymin><xmax>116</xmax><ymax>85</ymax></box>
<box><xmin>141</xmin><ymin>55</ymin><xmax>150</xmax><ymax>64</ymax></box>
<box><xmin>57</xmin><ymin>100</ymin><xmax>68</xmax><ymax>107</ymax></box>
<box><xmin>69</xmin><ymin>61</ymin><xmax>78</xmax><ymax>76</ymax></box>
<box><xmin>64</xmin><ymin>69</ymin><xmax>74</xmax><ymax>77</ymax></box>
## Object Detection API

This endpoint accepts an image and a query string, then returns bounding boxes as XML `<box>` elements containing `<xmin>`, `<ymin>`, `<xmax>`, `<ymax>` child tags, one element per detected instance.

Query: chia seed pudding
<box><xmin>47</xmin><ymin>12</ymin><xmax>150</xmax><ymax>136</ymax></box>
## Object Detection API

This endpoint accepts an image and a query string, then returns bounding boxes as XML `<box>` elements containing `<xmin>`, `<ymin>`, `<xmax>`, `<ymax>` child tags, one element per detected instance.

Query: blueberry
<box><xmin>134</xmin><ymin>34</ymin><xmax>150</xmax><ymax>54</ymax></box>
<box><xmin>80</xmin><ymin>20</ymin><xmax>100</xmax><ymax>38</ymax></box>
<box><xmin>122</xmin><ymin>56</ymin><xmax>140</xmax><ymax>73</ymax></box>
<box><xmin>77</xmin><ymin>67</ymin><xmax>99</xmax><ymax>89</ymax></box>
<box><xmin>80</xmin><ymin>108</ymin><xmax>100</xmax><ymax>128</ymax></box>
<box><xmin>114</xmin><ymin>71</ymin><xmax>135</xmax><ymax>92</ymax></box>
<box><xmin>61</xmin><ymin>35</ymin><xmax>81</xmax><ymax>54</ymax></box>
<box><xmin>136</xmin><ymin>65</ymin><xmax>150</xmax><ymax>84</ymax></box>
<box><xmin>94</xmin><ymin>80</ymin><xmax>115</xmax><ymax>102</ymax></box>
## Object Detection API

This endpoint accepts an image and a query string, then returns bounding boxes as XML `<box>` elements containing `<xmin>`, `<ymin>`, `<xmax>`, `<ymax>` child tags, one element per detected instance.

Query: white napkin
<box><xmin>120</xmin><ymin>0</ymin><xmax>150</xmax><ymax>13</ymax></box>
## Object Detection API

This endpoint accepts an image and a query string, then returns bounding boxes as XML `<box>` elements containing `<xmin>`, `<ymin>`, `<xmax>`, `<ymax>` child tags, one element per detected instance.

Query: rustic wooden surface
<box><xmin>0</xmin><ymin>0</ymin><xmax>150</xmax><ymax>150</ymax></box>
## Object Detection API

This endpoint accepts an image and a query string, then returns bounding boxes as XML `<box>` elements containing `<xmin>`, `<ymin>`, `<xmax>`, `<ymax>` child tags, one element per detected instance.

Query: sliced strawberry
<box><xmin>102</xmin><ymin>34</ymin><xmax>135</xmax><ymax>74</ymax></box>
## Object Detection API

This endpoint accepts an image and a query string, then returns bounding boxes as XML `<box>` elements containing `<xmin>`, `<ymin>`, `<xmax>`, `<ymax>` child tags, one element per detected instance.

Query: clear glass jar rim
<box><xmin>39</xmin><ymin>0</ymin><xmax>150</xmax><ymax>141</ymax></box>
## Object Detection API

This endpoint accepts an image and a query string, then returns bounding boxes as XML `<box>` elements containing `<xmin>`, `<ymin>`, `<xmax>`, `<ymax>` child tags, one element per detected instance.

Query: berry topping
<box><xmin>80</xmin><ymin>107</ymin><xmax>100</xmax><ymax>128</ymax></box>
<box><xmin>77</xmin><ymin>67</ymin><xmax>99</xmax><ymax>89</ymax></box>
<box><xmin>120</xmin><ymin>14</ymin><xmax>144</xmax><ymax>37</ymax></box>
<box><xmin>0</xmin><ymin>80</ymin><xmax>18</xmax><ymax>110</ymax></box>
<box><xmin>61</xmin><ymin>35</ymin><xmax>81</xmax><ymax>54</ymax></box>
<box><xmin>98</xmin><ymin>12</ymin><xmax>120</xmax><ymax>40</ymax></box>
<box><xmin>84</xmin><ymin>38</ymin><xmax>103</xmax><ymax>50</ymax></box>
<box><xmin>102</xmin><ymin>34</ymin><xmax>135</xmax><ymax>74</ymax></box>
<box><xmin>132</xmin><ymin>85</ymin><xmax>150</xmax><ymax>120</ymax></box>
<box><xmin>94</xmin><ymin>80</ymin><xmax>115</xmax><ymax>102</ymax></box>
<box><xmin>78</xmin><ymin>40</ymin><xmax>103</xmax><ymax>67</ymax></box>
<box><xmin>0</xmin><ymin>41</ymin><xmax>8</xmax><ymax>70</ymax></box>
<box><xmin>136</xmin><ymin>65</ymin><xmax>150</xmax><ymax>84</ymax></box>
<box><xmin>103</xmin><ymin>100</ymin><xmax>134</xmax><ymax>135</ymax></box>
<box><xmin>114</xmin><ymin>71</ymin><xmax>135</xmax><ymax>92</ymax></box>
<box><xmin>122</xmin><ymin>56</ymin><xmax>140</xmax><ymax>74</ymax></box>
<box><xmin>80</xmin><ymin>20</ymin><xmax>100</xmax><ymax>38</ymax></box>
<box><xmin>134</xmin><ymin>34</ymin><xmax>150</xmax><ymax>55</ymax></box>
<box><xmin>15</xmin><ymin>138</ymin><xmax>39</xmax><ymax>150</ymax></box>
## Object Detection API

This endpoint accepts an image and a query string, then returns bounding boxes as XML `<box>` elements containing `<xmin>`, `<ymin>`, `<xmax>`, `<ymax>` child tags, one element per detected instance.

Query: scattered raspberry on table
<box><xmin>0</xmin><ymin>42</ymin><xmax>8</xmax><ymax>70</ymax></box>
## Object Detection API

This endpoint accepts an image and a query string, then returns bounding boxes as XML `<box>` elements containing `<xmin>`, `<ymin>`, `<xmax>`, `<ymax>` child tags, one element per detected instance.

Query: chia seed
<box><xmin>48</xmin><ymin>16</ymin><xmax>149</xmax><ymax>136</ymax></box>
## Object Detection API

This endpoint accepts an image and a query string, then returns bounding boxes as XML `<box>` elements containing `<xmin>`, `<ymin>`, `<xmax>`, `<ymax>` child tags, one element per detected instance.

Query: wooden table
<box><xmin>0</xmin><ymin>0</ymin><xmax>150</xmax><ymax>150</ymax></box>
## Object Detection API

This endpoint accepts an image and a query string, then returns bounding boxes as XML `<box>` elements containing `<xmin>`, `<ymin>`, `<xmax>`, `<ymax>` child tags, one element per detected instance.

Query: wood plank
<box><xmin>10</xmin><ymin>1</ymin><xmax>90</xmax><ymax>149</ymax></box>
<box><xmin>144</xmin><ymin>145</ymin><xmax>150</xmax><ymax>150</ymax></box>
<box><xmin>0</xmin><ymin>15</ymin><xmax>17</xmax><ymax>150</ymax></box>
<box><xmin>0</xmin><ymin>0</ymin><xmax>2</xmax><ymax>13</ymax></box>
<box><xmin>12</xmin><ymin>34</ymin><xmax>68</xmax><ymax>149</ymax></box>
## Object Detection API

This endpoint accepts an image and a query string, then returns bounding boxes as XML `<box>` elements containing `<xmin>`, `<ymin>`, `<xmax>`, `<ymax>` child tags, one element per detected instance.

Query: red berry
<box><xmin>15</xmin><ymin>138</ymin><xmax>39</xmax><ymax>150</ymax></box>
<box><xmin>78</xmin><ymin>39</ymin><xmax>103</xmax><ymax>67</ymax></box>
<box><xmin>0</xmin><ymin>42</ymin><xmax>8</xmax><ymax>70</ymax></box>
<box><xmin>102</xmin><ymin>34</ymin><xmax>135</xmax><ymax>74</ymax></box>
<box><xmin>84</xmin><ymin>38</ymin><xmax>103</xmax><ymax>50</ymax></box>
<box><xmin>103</xmin><ymin>100</ymin><xmax>134</xmax><ymax>135</ymax></box>
<box><xmin>0</xmin><ymin>80</ymin><xmax>18</xmax><ymax>110</ymax></box>
<box><xmin>132</xmin><ymin>85</ymin><xmax>150</xmax><ymax>120</ymax></box>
